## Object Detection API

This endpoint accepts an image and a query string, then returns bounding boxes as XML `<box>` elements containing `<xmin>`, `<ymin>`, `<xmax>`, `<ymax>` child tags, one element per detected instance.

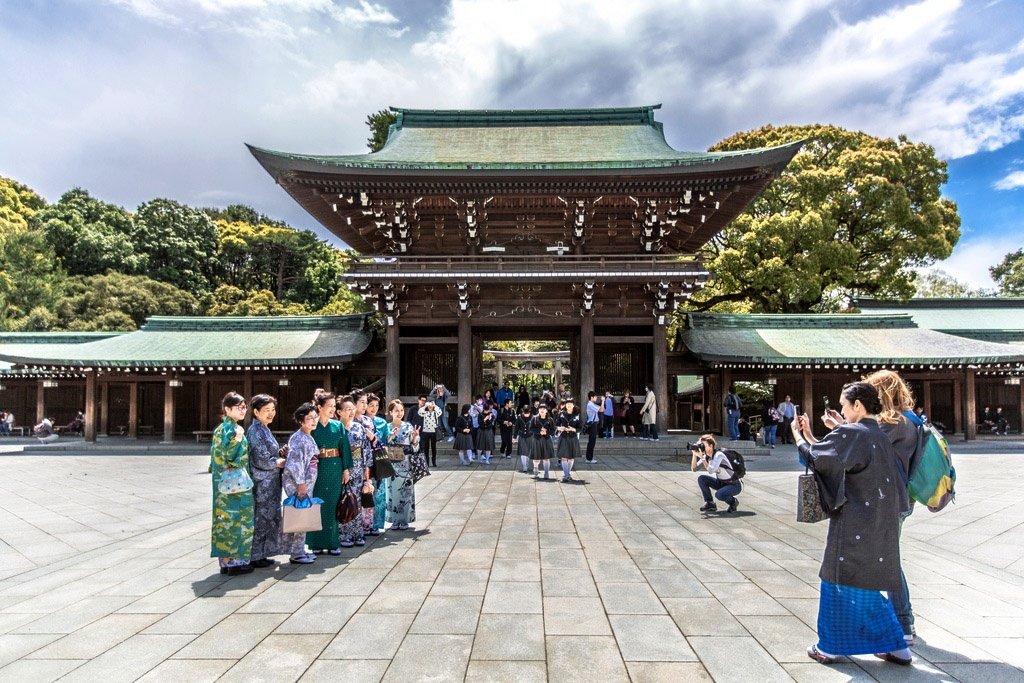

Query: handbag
<box><xmin>360</xmin><ymin>489</ymin><xmax>375</xmax><ymax>508</ymax></box>
<box><xmin>336</xmin><ymin>488</ymin><xmax>359</xmax><ymax>525</ymax></box>
<box><xmin>281</xmin><ymin>495</ymin><xmax>323</xmax><ymax>533</ymax></box>
<box><xmin>386</xmin><ymin>445</ymin><xmax>406</xmax><ymax>462</ymax></box>
<box><xmin>797</xmin><ymin>468</ymin><xmax>829</xmax><ymax>523</ymax></box>
<box><xmin>408</xmin><ymin>450</ymin><xmax>431</xmax><ymax>483</ymax></box>
<box><xmin>217</xmin><ymin>467</ymin><xmax>253</xmax><ymax>495</ymax></box>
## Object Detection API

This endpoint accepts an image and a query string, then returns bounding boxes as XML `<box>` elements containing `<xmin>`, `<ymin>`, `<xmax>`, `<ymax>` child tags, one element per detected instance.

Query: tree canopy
<box><xmin>990</xmin><ymin>249</ymin><xmax>1024</xmax><ymax>295</ymax></box>
<box><xmin>366</xmin><ymin>109</ymin><xmax>397</xmax><ymax>152</ymax></box>
<box><xmin>55</xmin><ymin>272</ymin><xmax>200</xmax><ymax>330</ymax></box>
<box><xmin>690</xmin><ymin>124</ymin><xmax>961</xmax><ymax>312</ymax></box>
<box><xmin>132</xmin><ymin>198</ymin><xmax>220</xmax><ymax>294</ymax></box>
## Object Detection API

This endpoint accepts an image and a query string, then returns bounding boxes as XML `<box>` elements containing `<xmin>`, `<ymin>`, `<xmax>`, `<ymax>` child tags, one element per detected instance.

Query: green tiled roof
<box><xmin>683</xmin><ymin>313</ymin><xmax>1024</xmax><ymax>366</ymax></box>
<box><xmin>856</xmin><ymin>297</ymin><xmax>1024</xmax><ymax>345</ymax></box>
<box><xmin>0</xmin><ymin>315</ymin><xmax>373</xmax><ymax>369</ymax></box>
<box><xmin>0</xmin><ymin>332</ymin><xmax>125</xmax><ymax>376</ymax></box>
<box><xmin>248</xmin><ymin>105</ymin><xmax>803</xmax><ymax>173</ymax></box>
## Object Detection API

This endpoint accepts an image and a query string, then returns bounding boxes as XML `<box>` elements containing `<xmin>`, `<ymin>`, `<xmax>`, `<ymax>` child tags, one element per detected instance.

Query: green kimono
<box><xmin>210</xmin><ymin>417</ymin><xmax>254</xmax><ymax>559</ymax></box>
<box><xmin>306</xmin><ymin>419</ymin><xmax>347</xmax><ymax>551</ymax></box>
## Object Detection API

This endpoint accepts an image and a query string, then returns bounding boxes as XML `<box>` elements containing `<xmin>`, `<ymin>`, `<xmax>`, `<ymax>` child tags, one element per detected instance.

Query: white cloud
<box><xmin>924</xmin><ymin>235</ymin><xmax>1021</xmax><ymax>289</ymax></box>
<box><xmin>994</xmin><ymin>169</ymin><xmax>1024</xmax><ymax>190</ymax></box>
<box><xmin>332</xmin><ymin>1</ymin><xmax>399</xmax><ymax>26</ymax></box>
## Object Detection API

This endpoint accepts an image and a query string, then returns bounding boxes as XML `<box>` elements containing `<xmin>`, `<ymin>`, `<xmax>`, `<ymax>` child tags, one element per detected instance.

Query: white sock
<box><xmin>520</xmin><ymin>455</ymin><xmax>529</xmax><ymax>470</ymax></box>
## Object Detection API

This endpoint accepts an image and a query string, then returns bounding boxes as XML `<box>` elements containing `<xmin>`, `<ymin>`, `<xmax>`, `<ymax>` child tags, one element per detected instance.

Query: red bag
<box><xmin>335</xmin><ymin>488</ymin><xmax>359</xmax><ymax>525</ymax></box>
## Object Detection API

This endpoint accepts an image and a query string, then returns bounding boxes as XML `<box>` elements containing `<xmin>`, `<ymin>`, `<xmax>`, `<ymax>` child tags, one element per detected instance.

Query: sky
<box><xmin>1</xmin><ymin>0</ymin><xmax>1023</xmax><ymax>289</ymax></box>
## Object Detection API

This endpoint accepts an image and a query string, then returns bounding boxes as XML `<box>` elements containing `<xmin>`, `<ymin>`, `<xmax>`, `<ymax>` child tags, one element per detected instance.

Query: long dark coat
<box><xmin>805</xmin><ymin>418</ymin><xmax>909</xmax><ymax>590</ymax></box>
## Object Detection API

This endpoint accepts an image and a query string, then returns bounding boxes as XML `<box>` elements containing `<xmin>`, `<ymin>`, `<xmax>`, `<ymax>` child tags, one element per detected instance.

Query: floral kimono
<box><xmin>357</xmin><ymin>415</ymin><xmax>380</xmax><ymax>533</ymax></box>
<box><xmin>386</xmin><ymin>421</ymin><xmax>419</xmax><ymax>525</ymax></box>
<box><xmin>342</xmin><ymin>418</ymin><xmax>373</xmax><ymax>543</ymax></box>
<box><xmin>246</xmin><ymin>421</ymin><xmax>282</xmax><ymax>561</ymax></box>
<box><xmin>280</xmin><ymin>430</ymin><xmax>319</xmax><ymax>558</ymax></box>
<box><xmin>371</xmin><ymin>415</ymin><xmax>391</xmax><ymax>532</ymax></box>
<box><xmin>210</xmin><ymin>417</ymin><xmax>253</xmax><ymax>566</ymax></box>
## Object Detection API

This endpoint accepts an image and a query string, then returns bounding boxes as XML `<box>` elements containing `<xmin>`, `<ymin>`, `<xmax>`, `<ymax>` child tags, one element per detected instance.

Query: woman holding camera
<box><xmin>690</xmin><ymin>435</ymin><xmax>741</xmax><ymax>513</ymax></box>
<box><xmin>791</xmin><ymin>381</ymin><xmax>912</xmax><ymax>667</ymax></box>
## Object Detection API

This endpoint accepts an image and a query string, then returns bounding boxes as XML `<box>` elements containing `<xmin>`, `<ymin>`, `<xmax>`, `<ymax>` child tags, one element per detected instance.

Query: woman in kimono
<box><xmin>476</xmin><ymin>400</ymin><xmax>497</xmax><ymax>465</ymax></box>
<box><xmin>280</xmin><ymin>402</ymin><xmax>319</xmax><ymax>565</ymax></box>
<box><xmin>385</xmin><ymin>399</ymin><xmax>421</xmax><ymax>530</ymax></box>
<box><xmin>792</xmin><ymin>381</ymin><xmax>913</xmax><ymax>667</ymax></box>
<box><xmin>366</xmin><ymin>393</ymin><xmax>390</xmax><ymax>536</ymax></box>
<box><xmin>555</xmin><ymin>398</ymin><xmax>581</xmax><ymax>483</ymax></box>
<box><xmin>352</xmin><ymin>390</ymin><xmax>381</xmax><ymax>537</ymax></box>
<box><xmin>453</xmin><ymin>404</ymin><xmax>474</xmax><ymax>465</ymax></box>
<box><xmin>499</xmin><ymin>398</ymin><xmax>516</xmax><ymax>460</ymax></box>
<box><xmin>342</xmin><ymin>392</ymin><xmax>375</xmax><ymax>547</ymax></box>
<box><xmin>307</xmin><ymin>389</ymin><xmax>344</xmax><ymax>555</ymax></box>
<box><xmin>531</xmin><ymin>404</ymin><xmax>555</xmax><ymax>480</ymax></box>
<box><xmin>210</xmin><ymin>392</ymin><xmax>254</xmax><ymax>576</ymax></box>
<box><xmin>246</xmin><ymin>394</ymin><xmax>284</xmax><ymax>568</ymax></box>
<box><xmin>514</xmin><ymin>404</ymin><xmax>534</xmax><ymax>473</ymax></box>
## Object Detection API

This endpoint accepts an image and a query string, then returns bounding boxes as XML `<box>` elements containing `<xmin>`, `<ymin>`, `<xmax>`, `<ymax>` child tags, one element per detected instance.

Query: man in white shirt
<box><xmin>690</xmin><ymin>434</ymin><xmax>742</xmax><ymax>513</ymax></box>
<box><xmin>777</xmin><ymin>395</ymin><xmax>797</xmax><ymax>444</ymax></box>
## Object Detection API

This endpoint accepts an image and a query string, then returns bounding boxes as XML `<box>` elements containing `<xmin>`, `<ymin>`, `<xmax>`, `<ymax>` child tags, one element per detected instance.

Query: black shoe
<box><xmin>699</xmin><ymin>502</ymin><xmax>717</xmax><ymax>512</ymax></box>
<box><xmin>225</xmin><ymin>563</ymin><xmax>254</xmax><ymax>576</ymax></box>
<box><xmin>727</xmin><ymin>501</ymin><xmax>738</xmax><ymax>513</ymax></box>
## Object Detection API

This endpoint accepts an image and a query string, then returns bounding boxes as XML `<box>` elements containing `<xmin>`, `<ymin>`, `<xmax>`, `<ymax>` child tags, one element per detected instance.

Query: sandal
<box><xmin>807</xmin><ymin>645</ymin><xmax>838</xmax><ymax>665</ymax></box>
<box><xmin>874</xmin><ymin>652</ymin><xmax>912</xmax><ymax>666</ymax></box>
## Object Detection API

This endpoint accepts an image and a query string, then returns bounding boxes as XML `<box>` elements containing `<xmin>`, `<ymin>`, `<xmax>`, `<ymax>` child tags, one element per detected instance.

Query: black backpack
<box><xmin>720</xmin><ymin>449</ymin><xmax>746</xmax><ymax>481</ymax></box>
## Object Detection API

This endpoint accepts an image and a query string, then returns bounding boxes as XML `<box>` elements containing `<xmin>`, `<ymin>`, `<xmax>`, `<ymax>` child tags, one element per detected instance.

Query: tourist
<box><xmin>531</xmin><ymin>395</ymin><xmax>542</xmax><ymax>416</ymax></box>
<box><xmin>210</xmin><ymin>392</ymin><xmax>254</xmax><ymax>576</ymax></box>
<box><xmin>307</xmin><ymin>389</ymin><xmax>344</xmax><ymax>555</ymax></box>
<box><xmin>428</xmin><ymin>384</ymin><xmax>452</xmax><ymax>441</ymax></box>
<box><xmin>994</xmin><ymin>406</ymin><xmax>1009</xmax><ymax>435</ymax></box>
<box><xmin>620</xmin><ymin>389</ymin><xmax>636</xmax><ymax>437</ymax></box>
<box><xmin>33</xmin><ymin>416</ymin><xmax>58</xmax><ymax>442</ymax></box>
<box><xmin>760</xmin><ymin>399</ymin><xmax>779</xmax><ymax>449</ymax></box>
<box><xmin>454</xmin><ymin>404</ymin><xmax>474</xmax><ymax>465</ymax></box>
<box><xmin>723</xmin><ymin>385</ymin><xmax>742</xmax><ymax>440</ymax></box>
<box><xmin>468</xmin><ymin>395</ymin><xmax>484</xmax><ymax>459</ymax></box>
<box><xmin>584</xmin><ymin>391</ymin><xmax>600</xmax><ymax>464</ymax></box>
<box><xmin>246</xmin><ymin>394</ymin><xmax>285</xmax><ymax>568</ymax></box>
<box><xmin>496</xmin><ymin>380</ymin><xmax>514</xmax><ymax>408</ymax></box>
<box><xmin>555</xmin><ymin>398</ymin><xmax>581</xmax><ymax>482</ymax></box>
<box><xmin>385</xmin><ymin>399</ymin><xmax>420</xmax><ymax>530</ymax></box>
<box><xmin>792</xmin><ymin>382</ymin><xmax>912</xmax><ymax>666</ymax></box>
<box><xmin>0</xmin><ymin>411</ymin><xmax>9</xmax><ymax>436</ymax></box>
<box><xmin>531</xmin><ymin>404</ymin><xmax>555</xmax><ymax>480</ymax></box>
<box><xmin>640</xmin><ymin>383</ymin><xmax>658</xmax><ymax>441</ymax></box>
<box><xmin>337</xmin><ymin>395</ymin><xmax>369</xmax><ymax>547</ymax></box>
<box><xmin>280</xmin><ymin>402</ymin><xmax>319</xmax><ymax>565</ymax></box>
<box><xmin>418</xmin><ymin>395</ymin><xmax>440</xmax><ymax>467</ymax></box>
<box><xmin>483</xmin><ymin>388</ymin><xmax>495</xmax><ymax>407</ymax></box>
<box><xmin>498</xmin><ymin>398</ymin><xmax>516</xmax><ymax>459</ymax></box>
<box><xmin>778</xmin><ymin>394</ymin><xmax>797</xmax><ymax>444</ymax></box>
<box><xmin>514</xmin><ymin>404</ymin><xmax>534</xmax><ymax>473</ymax></box>
<box><xmin>476</xmin><ymin>400</ymin><xmax>497</xmax><ymax>464</ymax></box>
<box><xmin>516</xmin><ymin>384</ymin><xmax>530</xmax><ymax>410</ymax></box>
<box><xmin>366</xmin><ymin>393</ymin><xmax>389</xmax><ymax>536</ymax></box>
<box><xmin>602</xmin><ymin>390</ymin><xmax>615</xmax><ymax>439</ymax></box>
<box><xmin>351</xmin><ymin>390</ymin><xmax>380</xmax><ymax>540</ymax></box>
<box><xmin>738</xmin><ymin>415</ymin><xmax>752</xmax><ymax>441</ymax></box>
<box><xmin>690</xmin><ymin>434</ymin><xmax>741</xmax><ymax>513</ymax></box>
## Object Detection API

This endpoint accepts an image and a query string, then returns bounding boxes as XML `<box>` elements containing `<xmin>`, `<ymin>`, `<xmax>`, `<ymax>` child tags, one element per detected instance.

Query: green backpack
<box><xmin>905</xmin><ymin>424</ymin><xmax>956</xmax><ymax>512</ymax></box>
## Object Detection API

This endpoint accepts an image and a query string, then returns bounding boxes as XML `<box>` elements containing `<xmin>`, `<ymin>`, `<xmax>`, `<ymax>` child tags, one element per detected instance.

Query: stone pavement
<box><xmin>0</xmin><ymin>445</ymin><xmax>1023</xmax><ymax>682</ymax></box>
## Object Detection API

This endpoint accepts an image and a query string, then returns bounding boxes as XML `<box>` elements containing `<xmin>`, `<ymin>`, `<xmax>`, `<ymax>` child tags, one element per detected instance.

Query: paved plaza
<box><xmin>1</xmin><ymin>442</ymin><xmax>1023</xmax><ymax>682</ymax></box>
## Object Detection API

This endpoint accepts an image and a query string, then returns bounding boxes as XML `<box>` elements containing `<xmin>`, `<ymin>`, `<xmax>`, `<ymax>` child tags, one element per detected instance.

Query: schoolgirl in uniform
<box><xmin>531</xmin><ymin>404</ymin><xmax>555</xmax><ymax>480</ymax></box>
<box><xmin>555</xmin><ymin>399</ymin><xmax>581</xmax><ymax>483</ymax></box>
<box><xmin>476</xmin><ymin>400</ymin><xmax>497</xmax><ymax>464</ymax></box>
<box><xmin>514</xmin><ymin>405</ymin><xmax>534</xmax><ymax>473</ymax></box>
<box><xmin>499</xmin><ymin>399</ymin><xmax>516</xmax><ymax>459</ymax></box>
<box><xmin>453</xmin><ymin>404</ymin><xmax>475</xmax><ymax>465</ymax></box>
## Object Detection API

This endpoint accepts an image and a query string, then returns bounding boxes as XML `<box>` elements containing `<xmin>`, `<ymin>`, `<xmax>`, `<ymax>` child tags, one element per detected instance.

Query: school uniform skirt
<box><xmin>556</xmin><ymin>434</ymin><xmax>581</xmax><ymax>460</ymax></box>
<box><xmin>454</xmin><ymin>432</ymin><xmax>475</xmax><ymax>451</ymax></box>
<box><xmin>533</xmin><ymin>436</ymin><xmax>554</xmax><ymax>459</ymax></box>
<box><xmin>517</xmin><ymin>436</ymin><xmax>533</xmax><ymax>458</ymax></box>
<box><xmin>475</xmin><ymin>428</ymin><xmax>496</xmax><ymax>452</ymax></box>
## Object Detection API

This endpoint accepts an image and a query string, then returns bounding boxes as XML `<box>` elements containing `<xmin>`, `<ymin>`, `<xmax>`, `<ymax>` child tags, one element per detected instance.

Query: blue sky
<box><xmin>1</xmin><ymin>0</ymin><xmax>1023</xmax><ymax>288</ymax></box>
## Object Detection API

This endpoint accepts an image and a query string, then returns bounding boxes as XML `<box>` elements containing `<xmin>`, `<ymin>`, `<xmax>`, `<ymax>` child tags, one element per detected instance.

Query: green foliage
<box><xmin>55</xmin><ymin>272</ymin><xmax>200</xmax><ymax>330</ymax></box>
<box><xmin>990</xmin><ymin>249</ymin><xmax>1024</xmax><ymax>295</ymax></box>
<box><xmin>691</xmin><ymin>125</ymin><xmax>961</xmax><ymax>312</ymax></box>
<box><xmin>366</xmin><ymin>109</ymin><xmax>398</xmax><ymax>152</ymax></box>
<box><xmin>207</xmin><ymin>285</ymin><xmax>308</xmax><ymax>316</ymax></box>
<box><xmin>34</xmin><ymin>188</ymin><xmax>144</xmax><ymax>276</ymax></box>
<box><xmin>0</xmin><ymin>230</ymin><xmax>65</xmax><ymax>324</ymax></box>
<box><xmin>133</xmin><ymin>198</ymin><xmax>219</xmax><ymax>294</ymax></box>
<box><xmin>914</xmin><ymin>269</ymin><xmax>991</xmax><ymax>298</ymax></box>
<box><xmin>0</xmin><ymin>176</ymin><xmax>46</xmax><ymax>238</ymax></box>
<box><xmin>204</xmin><ymin>204</ymin><xmax>288</xmax><ymax>228</ymax></box>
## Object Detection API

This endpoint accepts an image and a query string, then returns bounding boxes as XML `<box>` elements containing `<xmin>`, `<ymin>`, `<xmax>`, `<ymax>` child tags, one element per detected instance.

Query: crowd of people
<box><xmin>209</xmin><ymin>388</ymin><xmax>429</xmax><ymax>575</ymax></box>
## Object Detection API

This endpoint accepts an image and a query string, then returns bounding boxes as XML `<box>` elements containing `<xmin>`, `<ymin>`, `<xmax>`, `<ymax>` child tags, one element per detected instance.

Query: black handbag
<box><xmin>797</xmin><ymin>468</ymin><xmax>829</xmax><ymax>523</ymax></box>
<box><xmin>336</xmin><ymin>488</ymin><xmax>359</xmax><ymax>525</ymax></box>
<box><xmin>360</xmin><ymin>489</ymin><xmax>375</xmax><ymax>508</ymax></box>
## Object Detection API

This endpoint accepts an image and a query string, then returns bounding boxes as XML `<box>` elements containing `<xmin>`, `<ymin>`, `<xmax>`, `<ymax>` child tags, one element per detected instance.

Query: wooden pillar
<box><xmin>385</xmin><ymin>323</ymin><xmax>399</xmax><ymax>402</ymax></box>
<box><xmin>322</xmin><ymin>371</ymin><xmax>332</xmax><ymax>392</ymax></box>
<box><xmin>458</xmin><ymin>316</ymin><xmax>471</xmax><ymax>405</ymax></box>
<box><xmin>99</xmin><ymin>381</ymin><xmax>109</xmax><ymax>436</ymax></box>
<box><xmin>964</xmin><ymin>369</ymin><xmax>976</xmax><ymax>441</ymax></box>
<box><xmin>953</xmin><ymin>377</ymin><xmax>962</xmax><ymax>436</ymax></box>
<box><xmin>84</xmin><ymin>370</ymin><xmax>97</xmax><ymax>443</ymax></box>
<box><xmin>243</xmin><ymin>370</ymin><xmax>254</xmax><ymax>402</ymax></box>
<box><xmin>554</xmin><ymin>360</ymin><xmax>563</xmax><ymax>388</ymax></box>
<box><xmin>199</xmin><ymin>379</ymin><xmax>209</xmax><ymax>430</ymax></box>
<box><xmin>472</xmin><ymin>333</ymin><xmax>483</xmax><ymax>394</ymax></box>
<box><xmin>36</xmin><ymin>381</ymin><xmax>45</xmax><ymax>424</ymax></box>
<box><xmin>721</xmin><ymin>368</ymin><xmax>732</xmax><ymax>437</ymax></box>
<box><xmin>161</xmin><ymin>379</ymin><xmax>175</xmax><ymax>444</ymax></box>
<box><xmin>580</xmin><ymin>315</ymin><xmax>595</xmax><ymax>404</ymax></box>
<box><xmin>653</xmin><ymin>322</ymin><xmax>668</xmax><ymax>432</ymax></box>
<box><xmin>496</xmin><ymin>360</ymin><xmax>504</xmax><ymax>386</ymax></box>
<box><xmin>802</xmin><ymin>369</ymin><xmax>814</xmax><ymax>434</ymax></box>
<box><xmin>128</xmin><ymin>382</ymin><xmax>138</xmax><ymax>439</ymax></box>
<box><xmin>922</xmin><ymin>380</ymin><xmax>932</xmax><ymax>421</ymax></box>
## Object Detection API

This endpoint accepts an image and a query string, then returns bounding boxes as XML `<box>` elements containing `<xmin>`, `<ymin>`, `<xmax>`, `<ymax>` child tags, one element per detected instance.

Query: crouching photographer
<box><xmin>690</xmin><ymin>434</ymin><xmax>743</xmax><ymax>513</ymax></box>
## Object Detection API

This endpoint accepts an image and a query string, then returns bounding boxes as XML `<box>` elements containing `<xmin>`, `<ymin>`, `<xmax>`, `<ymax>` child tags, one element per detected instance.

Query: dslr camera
<box><xmin>686</xmin><ymin>441</ymin><xmax>705</xmax><ymax>453</ymax></box>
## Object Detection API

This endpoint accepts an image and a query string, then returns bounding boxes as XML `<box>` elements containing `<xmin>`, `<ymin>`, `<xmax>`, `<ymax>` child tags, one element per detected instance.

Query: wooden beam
<box><xmin>99</xmin><ymin>381</ymin><xmax>109</xmax><ymax>436</ymax></box>
<box><xmin>964</xmin><ymin>369</ymin><xmax>976</xmax><ymax>441</ymax></box>
<box><xmin>953</xmin><ymin>377</ymin><xmax>962</xmax><ymax>436</ymax></box>
<box><xmin>84</xmin><ymin>370</ymin><xmax>97</xmax><ymax>443</ymax></box>
<box><xmin>922</xmin><ymin>380</ymin><xmax>932</xmax><ymax>422</ymax></box>
<box><xmin>161</xmin><ymin>379</ymin><xmax>175</xmax><ymax>444</ymax></box>
<box><xmin>200</xmin><ymin>379</ymin><xmax>209</xmax><ymax>432</ymax></box>
<box><xmin>128</xmin><ymin>382</ymin><xmax>139</xmax><ymax>439</ymax></box>
<box><xmin>458</xmin><ymin>316</ymin><xmax>471</xmax><ymax>404</ymax></box>
<box><xmin>653</xmin><ymin>322</ymin><xmax>668</xmax><ymax>432</ymax></box>
<box><xmin>36</xmin><ymin>380</ymin><xmax>45</xmax><ymax>424</ymax></box>
<box><xmin>580</xmin><ymin>315</ymin><xmax>595</xmax><ymax>403</ymax></box>
<box><xmin>243</xmin><ymin>370</ymin><xmax>254</xmax><ymax>404</ymax></box>
<box><xmin>802</xmin><ymin>369</ymin><xmax>814</xmax><ymax>436</ymax></box>
<box><xmin>386</xmin><ymin>323</ymin><xmax>400</xmax><ymax>402</ymax></box>
<box><xmin>398</xmin><ymin>336</ymin><xmax>458</xmax><ymax>344</ymax></box>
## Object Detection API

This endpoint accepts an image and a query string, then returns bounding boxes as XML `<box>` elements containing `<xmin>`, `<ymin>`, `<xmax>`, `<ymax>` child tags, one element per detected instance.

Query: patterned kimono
<box><xmin>246</xmin><ymin>421</ymin><xmax>282</xmax><ymax>560</ymax></box>
<box><xmin>306</xmin><ymin>419</ymin><xmax>345</xmax><ymax>551</ymax></box>
<box><xmin>210</xmin><ymin>417</ymin><xmax>253</xmax><ymax>565</ymax></box>
<box><xmin>386</xmin><ymin>421</ymin><xmax>418</xmax><ymax>525</ymax></box>
<box><xmin>343</xmin><ymin>418</ymin><xmax>373</xmax><ymax>543</ymax></box>
<box><xmin>280</xmin><ymin>430</ymin><xmax>319</xmax><ymax>558</ymax></box>
<box><xmin>371</xmin><ymin>415</ymin><xmax>391</xmax><ymax>531</ymax></box>
<box><xmin>357</xmin><ymin>415</ymin><xmax>380</xmax><ymax>533</ymax></box>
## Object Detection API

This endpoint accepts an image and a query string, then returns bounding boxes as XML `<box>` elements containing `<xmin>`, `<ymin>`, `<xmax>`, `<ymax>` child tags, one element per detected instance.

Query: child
<box><xmin>453</xmin><ymin>404</ymin><xmax>475</xmax><ymax>465</ymax></box>
<box><xmin>531</xmin><ymin>405</ymin><xmax>555</xmax><ymax>480</ymax></box>
<box><xmin>514</xmin><ymin>405</ymin><xmax>534</xmax><ymax>473</ymax></box>
<box><xmin>476</xmin><ymin>400</ymin><xmax>497</xmax><ymax>465</ymax></box>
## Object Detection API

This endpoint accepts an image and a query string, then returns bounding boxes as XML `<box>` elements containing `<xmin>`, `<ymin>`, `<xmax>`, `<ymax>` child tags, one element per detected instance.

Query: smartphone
<box><xmin>822</xmin><ymin>396</ymin><xmax>831</xmax><ymax>411</ymax></box>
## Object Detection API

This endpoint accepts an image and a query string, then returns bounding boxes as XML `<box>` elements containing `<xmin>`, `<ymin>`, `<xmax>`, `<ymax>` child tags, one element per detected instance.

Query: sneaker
<box><xmin>587</xmin><ymin>458</ymin><xmax>598</xmax><ymax>464</ymax></box>
<box><xmin>290</xmin><ymin>554</ymin><xmax>315</xmax><ymax>564</ymax></box>
<box><xmin>699</xmin><ymin>502</ymin><xmax>717</xmax><ymax>512</ymax></box>
<box><xmin>807</xmin><ymin>645</ymin><xmax>837</xmax><ymax>664</ymax></box>
<box><xmin>727</xmin><ymin>500</ymin><xmax>739</xmax><ymax>513</ymax></box>
<box><xmin>771</xmin><ymin>445</ymin><xmax>775</xmax><ymax>449</ymax></box>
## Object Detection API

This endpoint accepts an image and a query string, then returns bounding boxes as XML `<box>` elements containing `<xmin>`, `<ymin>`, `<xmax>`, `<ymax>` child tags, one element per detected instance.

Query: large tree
<box><xmin>0</xmin><ymin>176</ymin><xmax>47</xmax><ymax>237</ymax></box>
<box><xmin>55</xmin><ymin>272</ymin><xmax>200</xmax><ymax>330</ymax></box>
<box><xmin>366</xmin><ymin>109</ymin><xmax>397</xmax><ymax>152</ymax></box>
<box><xmin>990</xmin><ymin>249</ymin><xmax>1024</xmax><ymax>295</ymax></box>
<box><xmin>691</xmin><ymin>125</ymin><xmax>961</xmax><ymax>312</ymax></box>
<box><xmin>132</xmin><ymin>198</ymin><xmax>219</xmax><ymax>294</ymax></box>
<box><xmin>34</xmin><ymin>188</ymin><xmax>144</xmax><ymax>276</ymax></box>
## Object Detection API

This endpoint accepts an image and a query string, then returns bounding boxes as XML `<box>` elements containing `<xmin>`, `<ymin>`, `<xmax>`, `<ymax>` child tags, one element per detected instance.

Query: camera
<box><xmin>686</xmin><ymin>441</ymin><xmax>704</xmax><ymax>452</ymax></box>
